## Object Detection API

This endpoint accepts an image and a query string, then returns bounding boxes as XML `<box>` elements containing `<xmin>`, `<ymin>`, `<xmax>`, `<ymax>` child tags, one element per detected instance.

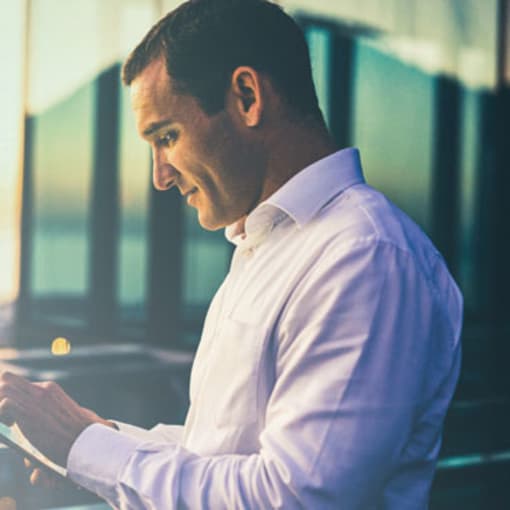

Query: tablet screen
<box><xmin>0</xmin><ymin>422</ymin><xmax>67</xmax><ymax>478</ymax></box>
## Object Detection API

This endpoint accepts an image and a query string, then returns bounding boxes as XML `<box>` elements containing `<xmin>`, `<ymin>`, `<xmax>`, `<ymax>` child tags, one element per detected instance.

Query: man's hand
<box><xmin>0</xmin><ymin>371</ymin><xmax>114</xmax><ymax>467</ymax></box>
<box><xmin>24</xmin><ymin>458</ymin><xmax>63</xmax><ymax>488</ymax></box>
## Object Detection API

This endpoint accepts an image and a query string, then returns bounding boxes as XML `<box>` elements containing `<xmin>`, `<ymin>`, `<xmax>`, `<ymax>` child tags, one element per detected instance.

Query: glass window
<box><xmin>183</xmin><ymin>207</ymin><xmax>230</xmax><ymax>314</ymax></box>
<box><xmin>306</xmin><ymin>26</ymin><xmax>331</xmax><ymax>127</ymax></box>
<box><xmin>31</xmin><ymin>83</ymin><xmax>94</xmax><ymax>297</ymax></box>
<box><xmin>116</xmin><ymin>1</ymin><xmax>159</xmax><ymax>326</ymax></box>
<box><xmin>351</xmin><ymin>37</ymin><xmax>435</xmax><ymax>232</ymax></box>
<box><xmin>24</xmin><ymin>0</ymin><xmax>161</xmax><ymax>335</ymax></box>
<box><xmin>118</xmin><ymin>82</ymin><xmax>151</xmax><ymax>322</ymax></box>
<box><xmin>26</xmin><ymin>0</ymin><xmax>119</xmax><ymax>312</ymax></box>
<box><xmin>458</xmin><ymin>87</ymin><xmax>482</xmax><ymax>313</ymax></box>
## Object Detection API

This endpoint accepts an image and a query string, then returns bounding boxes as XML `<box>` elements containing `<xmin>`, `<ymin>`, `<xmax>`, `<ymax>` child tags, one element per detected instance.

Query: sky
<box><xmin>0</xmin><ymin>1</ymin><xmax>25</xmax><ymax>304</ymax></box>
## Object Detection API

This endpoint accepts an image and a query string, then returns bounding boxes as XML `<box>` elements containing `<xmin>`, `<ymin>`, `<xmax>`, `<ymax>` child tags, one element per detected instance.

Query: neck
<box><xmin>259</xmin><ymin>118</ymin><xmax>339</xmax><ymax>203</ymax></box>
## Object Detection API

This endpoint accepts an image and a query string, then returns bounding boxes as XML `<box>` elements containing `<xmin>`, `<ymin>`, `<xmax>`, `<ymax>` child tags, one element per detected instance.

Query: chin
<box><xmin>197</xmin><ymin>211</ymin><xmax>225</xmax><ymax>231</ymax></box>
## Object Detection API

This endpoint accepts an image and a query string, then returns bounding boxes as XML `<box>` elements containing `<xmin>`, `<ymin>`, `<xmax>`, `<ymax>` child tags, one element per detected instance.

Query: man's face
<box><xmin>130</xmin><ymin>57</ymin><xmax>265</xmax><ymax>230</ymax></box>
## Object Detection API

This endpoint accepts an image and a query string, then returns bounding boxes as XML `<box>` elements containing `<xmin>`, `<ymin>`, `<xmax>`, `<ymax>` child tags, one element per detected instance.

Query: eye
<box><xmin>156</xmin><ymin>129</ymin><xmax>179</xmax><ymax>148</ymax></box>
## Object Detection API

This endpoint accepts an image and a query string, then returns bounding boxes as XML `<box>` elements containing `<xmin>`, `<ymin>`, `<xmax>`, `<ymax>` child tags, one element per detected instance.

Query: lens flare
<box><xmin>51</xmin><ymin>337</ymin><xmax>71</xmax><ymax>356</ymax></box>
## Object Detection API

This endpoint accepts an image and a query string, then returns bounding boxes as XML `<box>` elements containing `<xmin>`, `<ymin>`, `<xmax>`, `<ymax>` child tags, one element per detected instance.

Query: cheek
<box><xmin>180</xmin><ymin>123</ymin><xmax>248</xmax><ymax>205</ymax></box>
<box><xmin>172</xmin><ymin>141</ymin><xmax>195</xmax><ymax>170</ymax></box>
<box><xmin>183</xmin><ymin>148</ymin><xmax>227</xmax><ymax>195</ymax></box>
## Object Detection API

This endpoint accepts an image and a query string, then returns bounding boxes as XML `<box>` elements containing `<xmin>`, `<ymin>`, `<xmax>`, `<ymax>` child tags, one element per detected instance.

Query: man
<box><xmin>0</xmin><ymin>0</ymin><xmax>462</xmax><ymax>508</ymax></box>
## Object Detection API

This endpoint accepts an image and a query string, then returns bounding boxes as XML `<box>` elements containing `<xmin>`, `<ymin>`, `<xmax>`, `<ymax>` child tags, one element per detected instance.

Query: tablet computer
<box><xmin>0</xmin><ymin>422</ymin><xmax>67</xmax><ymax>480</ymax></box>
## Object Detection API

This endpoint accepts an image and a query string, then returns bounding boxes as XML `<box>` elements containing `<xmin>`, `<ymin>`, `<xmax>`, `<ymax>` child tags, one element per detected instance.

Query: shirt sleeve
<box><xmin>113</xmin><ymin>421</ymin><xmax>184</xmax><ymax>443</ymax></box>
<box><xmin>67</xmin><ymin>238</ymin><xmax>462</xmax><ymax>509</ymax></box>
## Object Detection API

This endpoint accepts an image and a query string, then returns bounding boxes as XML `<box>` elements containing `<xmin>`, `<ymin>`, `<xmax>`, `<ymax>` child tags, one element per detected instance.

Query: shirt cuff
<box><xmin>113</xmin><ymin>420</ymin><xmax>184</xmax><ymax>443</ymax></box>
<box><xmin>67</xmin><ymin>423</ymin><xmax>144</xmax><ymax>503</ymax></box>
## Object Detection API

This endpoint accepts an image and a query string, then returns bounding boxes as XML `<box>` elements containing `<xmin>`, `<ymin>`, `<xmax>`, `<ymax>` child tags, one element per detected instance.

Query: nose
<box><xmin>152</xmin><ymin>148</ymin><xmax>178</xmax><ymax>191</ymax></box>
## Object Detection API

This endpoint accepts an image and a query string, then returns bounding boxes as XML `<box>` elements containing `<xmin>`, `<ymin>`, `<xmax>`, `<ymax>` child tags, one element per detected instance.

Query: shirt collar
<box><xmin>225</xmin><ymin>147</ymin><xmax>365</xmax><ymax>248</ymax></box>
<box><xmin>266</xmin><ymin>147</ymin><xmax>365</xmax><ymax>228</ymax></box>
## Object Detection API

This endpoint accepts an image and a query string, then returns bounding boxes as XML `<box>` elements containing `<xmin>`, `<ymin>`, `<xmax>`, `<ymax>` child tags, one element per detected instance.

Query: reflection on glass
<box><xmin>306</xmin><ymin>26</ymin><xmax>331</xmax><ymax>128</ymax></box>
<box><xmin>118</xmin><ymin>80</ymin><xmax>150</xmax><ymax>319</ymax></box>
<box><xmin>351</xmin><ymin>38</ymin><xmax>434</xmax><ymax>232</ymax></box>
<box><xmin>458</xmin><ymin>88</ymin><xmax>481</xmax><ymax>312</ymax></box>
<box><xmin>31</xmin><ymin>83</ymin><xmax>93</xmax><ymax>296</ymax></box>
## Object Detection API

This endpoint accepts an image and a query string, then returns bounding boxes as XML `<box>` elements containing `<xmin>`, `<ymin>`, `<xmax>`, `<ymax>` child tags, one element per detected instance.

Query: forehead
<box><xmin>129</xmin><ymin>56</ymin><xmax>216</xmax><ymax>142</ymax></box>
<box><xmin>130</xmin><ymin>59</ymin><xmax>196</xmax><ymax>139</ymax></box>
<box><xmin>131</xmin><ymin>58</ymin><xmax>173</xmax><ymax>112</ymax></box>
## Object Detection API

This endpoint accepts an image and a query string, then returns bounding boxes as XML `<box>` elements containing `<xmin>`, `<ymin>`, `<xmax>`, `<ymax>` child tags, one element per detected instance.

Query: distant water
<box><xmin>30</xmin><ymin>230</ymin><xmax>228</xmax><ymax>308</ymax></box>
<box><xmin>32</xmin><ymin>230</ymin><xmax>88</xmax><ymax>296</ymax></box>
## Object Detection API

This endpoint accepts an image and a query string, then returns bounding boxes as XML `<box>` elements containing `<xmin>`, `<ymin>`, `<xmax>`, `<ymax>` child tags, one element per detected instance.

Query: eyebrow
<box><xmin>142</xmin><ymin>118</ymin><xmax>174</xmax><ymax>137</ymax></box>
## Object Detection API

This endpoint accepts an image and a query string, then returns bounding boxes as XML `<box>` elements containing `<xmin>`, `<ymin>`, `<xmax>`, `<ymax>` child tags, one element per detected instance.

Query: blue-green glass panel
<box><xmin>458</xmin><ymin>87</ymin><xmax>481</xmax><ymax>312</ymax></box>
<box><xmin>352</xmin><ymin>38</ymin><xmax>434</xmax><ymax>233</ymax></box>
<box><xmin>118</xmin><ymin>78</ymin><xmax>150</xmax><ymax>319</ymax></box>
<box><xmin>306</xmin><ymin>26</ymin><xmax>331</xmax><ymax>128</ymax></box>
<box><xmin>183</xmin><ymin>207</ymin><xmax>230</xmax><ymax>311</ymax></box>
<box><xmin>32</xmin><ymin>83</ymin><xmax>94</xmax><ymax>296</ymax></box>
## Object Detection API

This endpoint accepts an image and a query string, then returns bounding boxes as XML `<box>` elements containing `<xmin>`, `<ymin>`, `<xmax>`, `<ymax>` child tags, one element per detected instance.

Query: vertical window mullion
<box><xmin>89</xmin><ymin>65</ymin><xmax>121</xmax><ymax>338</ymax></box>
<box><xmin>147</xmin><ymin>176</ymin><xmax>183</xmax><ymax>347</ymax></box>
<box><xmin>16</xmin><ymin>116</ymin><xmax>35</xmax><ymax>346</ymax></box>
<box><xmin>329</xmin><ymin>31</ymin><xmax>354</xmax><ymax>148</ymax></box>
<box><xmin>430</xmin><ymin>76</ymin><xmax>461</xmax><ymax>275</ymax></box>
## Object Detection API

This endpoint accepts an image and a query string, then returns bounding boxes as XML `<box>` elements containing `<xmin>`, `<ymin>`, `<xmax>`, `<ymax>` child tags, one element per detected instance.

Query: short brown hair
<box><xmin>122</xmin><ymin>0</ymin><xmax>321</xmax><ymax>118</ymax></box>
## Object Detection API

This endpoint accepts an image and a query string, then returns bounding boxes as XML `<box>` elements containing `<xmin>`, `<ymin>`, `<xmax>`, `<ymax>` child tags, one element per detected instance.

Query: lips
<box><xmin>184</xmin><ymin>187</ymin><xmax>198</xmax><ymax>204</ymax></box>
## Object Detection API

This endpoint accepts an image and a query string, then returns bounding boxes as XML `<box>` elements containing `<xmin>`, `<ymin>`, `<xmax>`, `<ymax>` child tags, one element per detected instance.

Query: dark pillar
<box><xmin>15</xmin><ymin>116</ymin><xmax>35</xmax><ymax>342</ymax></box>
<box><xmin>89</xmin><ymin>65</ymin><xmax>121</xmax><ymax>337</ymax></box>
<box><xmin>431</xmin><ymin>76</ymin><xmax>461</xmax><ymax>275</ymax></box>
<box><xmin>147</xmin><ymin>178</ymin><xmax>183</xmax><ymax>347</ymax></box>
<box><xmin>329</xmin><ymin>32</ymin><xmax>354</xmax><ymax>148</ymax></box>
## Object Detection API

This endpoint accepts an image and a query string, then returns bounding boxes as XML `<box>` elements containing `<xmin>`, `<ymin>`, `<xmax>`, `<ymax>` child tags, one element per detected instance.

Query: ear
<box><xmin>230</xmin><ymin>66</ymin><xmax>263</xmax><ymax>127</ymax></box>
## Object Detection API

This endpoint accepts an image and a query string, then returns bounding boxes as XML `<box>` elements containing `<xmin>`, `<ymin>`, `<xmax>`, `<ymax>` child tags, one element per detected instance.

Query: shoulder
<box><xmin>308</xmin><ymin>183</ymin><xmax>442</xmax><ymax>277</ymax></box>
<box><xmin>290</xmin><ymin>182</ymin><xmax>462</xmax><ymax>321</ymax></box>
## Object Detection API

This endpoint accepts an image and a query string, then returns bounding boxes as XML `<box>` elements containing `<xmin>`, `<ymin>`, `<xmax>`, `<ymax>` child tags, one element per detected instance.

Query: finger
<box><xmin>29</xmin><ymin>467</ymin><xmax>58</xmax><ymax>489</ymax></box>
<box><xmin>33</xmin><ymin>380</ymin><xmax>61</xmax><ymax>395</ymax></box>
<box><xmin>24</xmin><ymin>457</ymin><xmax>33</xmax><ymax>469</ymax></box>
<box><xmin>0</xmin><ymin>372</ymin><xmax>38</xmax><ymax>405</ymax></box>
<box><xmin>0</xmin><ymin>496</ymin><xmax>17</xmax><ymax>510</ymax></box>
<box><xmin>0</xmin><ymin>397</ymin><xmax>16</xmax><ymax>426</ymax></box>
<box><xmin>0</xmin><ymin>371</ymin><xmax>33</xmax><ymax>390</ymax></box>
<box><xmin>29</xmin><ymin>468</ymin><xmax>41</xmax><ymax>486</ymax></box>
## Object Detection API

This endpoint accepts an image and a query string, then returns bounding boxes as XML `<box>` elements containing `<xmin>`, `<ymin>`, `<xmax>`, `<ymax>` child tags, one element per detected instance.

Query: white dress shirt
<box><xmin>68</xmin><ymin>148</ymin><xmax>463</xmax><ymax>509</ymax></box>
